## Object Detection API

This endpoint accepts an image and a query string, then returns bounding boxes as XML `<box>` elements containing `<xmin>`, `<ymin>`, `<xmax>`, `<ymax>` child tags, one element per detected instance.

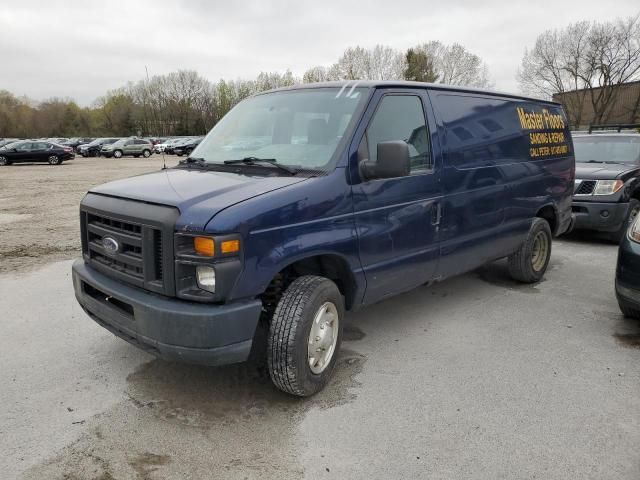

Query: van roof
<box><xmin>259</xmin><ymin>80</ymin><xmax>560</xmax><ymax>105</ymax></box>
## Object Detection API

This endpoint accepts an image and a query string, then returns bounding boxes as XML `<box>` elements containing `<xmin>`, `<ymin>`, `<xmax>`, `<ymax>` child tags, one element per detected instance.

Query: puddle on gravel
<box><xmin>613</xmin><ymin>333</ymin><xmax>640</xmax><ymax>349</ymax></box>
<box><xmin>343</xmin><ymin>323</ymin><xmax>366</xmax><ymax>341</ymax></box>
<box><xmin>125</xmin><ymin>349</ymin><xmax>366</xmax><ymax>428</ymax></box>
<box><xmin>24</xmin><ymin>350</ymin><xmax>366</xmax><ymax>480</ymax></box>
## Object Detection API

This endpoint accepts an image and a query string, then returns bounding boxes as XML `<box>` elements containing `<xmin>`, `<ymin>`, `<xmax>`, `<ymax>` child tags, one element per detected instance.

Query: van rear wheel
<box><xmin>267</xmin><ymin>275</ymin><xmax>344</xmax><ymax>397</ymax></box>
<box><xmin>508</xmin><ymin>217</ymin><xmax>552</xmax><ymax>283</ymax></box>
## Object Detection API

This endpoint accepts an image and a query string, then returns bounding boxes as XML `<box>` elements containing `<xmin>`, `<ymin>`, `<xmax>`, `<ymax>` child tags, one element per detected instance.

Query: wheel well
<box><xmin>261</xmin><ymin>255</ymin><xmax>357</xmax><ymax>319</ymax></box>
<box><xmin>536</xmin><ymin>205</ymin><xmax>557</xmax><ymax>234</ymax></box>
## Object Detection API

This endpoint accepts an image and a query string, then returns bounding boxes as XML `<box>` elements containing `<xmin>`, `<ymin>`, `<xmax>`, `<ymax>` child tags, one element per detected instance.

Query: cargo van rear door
<box><xmin>351</xmin><ymin>89</ymin><xmax>442</xmax><ymax>304</ymax></box>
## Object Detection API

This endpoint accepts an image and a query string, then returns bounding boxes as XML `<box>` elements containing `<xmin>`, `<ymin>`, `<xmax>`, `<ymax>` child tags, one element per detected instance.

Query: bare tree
<box><xmin>519</xmin><ymin>15</ymin><xmax>640</xmax><ymax>127</ymax></box>
<box><xmin>406</xmin><ymin>41</ymin><xmax>492</xmax><ymax>88</ymax></box>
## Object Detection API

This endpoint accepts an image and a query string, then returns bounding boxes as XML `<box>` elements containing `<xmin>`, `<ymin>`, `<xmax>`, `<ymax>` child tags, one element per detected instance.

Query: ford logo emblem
<box><xmin>102</xmin><ymin>236</ymin><xmax>119</xmax><ymax>256</ymax></box>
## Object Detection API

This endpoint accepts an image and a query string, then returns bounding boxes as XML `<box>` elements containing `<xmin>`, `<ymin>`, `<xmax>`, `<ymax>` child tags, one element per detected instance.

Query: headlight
<box><xmin>196</xmin><ymin>266</ymin><xmax>216</xmax><ymax>292</ymax></box>
<box><xmin>594</xmin><ymin>179</ymin><xmax>624</xmax><ymax>195</ymax></box>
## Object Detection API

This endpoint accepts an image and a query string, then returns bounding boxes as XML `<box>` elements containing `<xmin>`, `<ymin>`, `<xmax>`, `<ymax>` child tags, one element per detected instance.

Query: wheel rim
<box><xmin>143</xmin><ymin>150</ymin><xmax>150</xmax><ymax>157</ymax></box>
<box><xmin>0</xmin><ymin>156</ymin><xmax>6</xmax><ymax>165</ymax></box>
<box><xmin>531</xmin><ymin>231</ymin><xmax>549</xmax><ymax>272</ymax></box>
<box><xmin>629</xmin><ymin>206</ymin><xmax>640</xmax><ymax>225</ymax></box>
<box><xmin>48</xmin><ymin>155</ymin><xmax>58</xmax><ymax>164</ymax></box>
<box><xmin>307</xmin><ymin>302</ymin><xmax>339</xmax><ymax>374</ymax></box>
<box><xmin>114</xmin><ymin>151</ymin><xmax>121</xmax><ymax>158</ymax></box>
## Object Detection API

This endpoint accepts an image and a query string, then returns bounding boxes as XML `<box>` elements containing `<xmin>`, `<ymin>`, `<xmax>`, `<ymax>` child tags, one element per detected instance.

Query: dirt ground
<box><xmin>0</xmin><ymin>155</ymin><xmax>179</xmax><ymax>273</ymax></box>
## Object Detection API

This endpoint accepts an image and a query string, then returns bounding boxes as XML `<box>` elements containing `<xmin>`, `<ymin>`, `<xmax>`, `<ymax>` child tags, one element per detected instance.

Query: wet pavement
<box><xmin>1</xmin><ymin>234</ymin><xmax>639</xmax><ymax>479</ymax></box>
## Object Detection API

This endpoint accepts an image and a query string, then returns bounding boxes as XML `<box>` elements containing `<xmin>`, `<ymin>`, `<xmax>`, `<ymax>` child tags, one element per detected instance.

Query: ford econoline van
<box><xmin>72</xmin><ymin>81</ymin><xmax>575</xmax><ymax>396</ymax></box>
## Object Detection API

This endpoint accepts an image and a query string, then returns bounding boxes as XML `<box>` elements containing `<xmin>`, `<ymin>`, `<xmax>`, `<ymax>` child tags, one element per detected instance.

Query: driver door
<box><xmin>351</xmin><ymin>90</ymin><xmax>442</xmax><ymax>304</ymax></box>
<box><xmin>12</xmin><ymin>142</ymin><xmax>33</xmax><ymax>163</ymax></box>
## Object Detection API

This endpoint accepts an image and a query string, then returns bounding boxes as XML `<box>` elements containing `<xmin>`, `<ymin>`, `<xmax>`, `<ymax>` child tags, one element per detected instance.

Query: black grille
<box><xmin>575</xmin><ymin>180</ymin><xmax>596</xmax><ymax>195</ymax></box>
<box><xmin>84</xmin><ymin>212</ymin><xmax>163</xmax><ymax>289</ymax></box>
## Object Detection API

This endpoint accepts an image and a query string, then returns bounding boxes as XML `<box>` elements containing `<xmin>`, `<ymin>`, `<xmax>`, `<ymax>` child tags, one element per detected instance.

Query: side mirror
<box><xmin>359</xmin><ymin>140</ymin><xmax>411</xmax><ymax>180</ymax></box>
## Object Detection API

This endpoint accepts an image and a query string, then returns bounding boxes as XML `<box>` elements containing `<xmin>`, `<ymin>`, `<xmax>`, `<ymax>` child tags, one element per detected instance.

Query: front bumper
<box><xmin>571</xmin><ymin>200</ymin><xmax>629</xmax><ymax>233</ymax></box>
<box><xmin>72</xmin><ymin>259</ymin><xmax>262</xmax><ymax>366</ymax></box>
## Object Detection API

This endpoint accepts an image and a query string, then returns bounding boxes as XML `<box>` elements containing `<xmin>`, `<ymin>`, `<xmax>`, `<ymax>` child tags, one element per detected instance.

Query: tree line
<box><xmin>2</xmin><ymin>15</ymin><xmax>637</xmax><ymax>139</ymax></box>
<box><xmin>0</xmin><ymin>41</ymin><xmax>491</xmax><ymax>138</ymax></box>
<box><xmin>519</xmin><ymin>15</ymin><xmax>640</xmax><ymax>127</ymax></box>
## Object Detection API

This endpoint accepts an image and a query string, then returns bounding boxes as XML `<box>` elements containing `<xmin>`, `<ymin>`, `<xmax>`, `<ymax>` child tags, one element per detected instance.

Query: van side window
<box><xmin>366</xmin><ymin>95</ymin><xmax>431</xmax><ymax>172</ymax></box>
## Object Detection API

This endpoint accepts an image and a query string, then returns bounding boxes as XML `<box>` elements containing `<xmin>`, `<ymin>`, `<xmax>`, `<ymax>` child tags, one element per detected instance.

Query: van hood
<box><xmin>90</xmin><ymin>168</ymin><xmax>308</xmax><ymax>231</ymax></box>
<box><xmin>575</xmin><ymin>162</ymin><xmax>638</xmax><ymax>180</ymax></box>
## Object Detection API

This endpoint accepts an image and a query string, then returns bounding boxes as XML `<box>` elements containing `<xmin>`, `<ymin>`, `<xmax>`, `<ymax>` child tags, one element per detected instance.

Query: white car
<box><xmin>154</xmin><ymin>138</ymin><xmax>181</xmax><ymax>153</ymax></box>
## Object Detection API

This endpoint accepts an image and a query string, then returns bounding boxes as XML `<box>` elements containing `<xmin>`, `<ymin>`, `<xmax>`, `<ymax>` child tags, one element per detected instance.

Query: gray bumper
<box><xmin>571</xmin><ymin>201</ymin><xmax>629</xmax><ymax>233</ymax></box>
<box><xmin>72</xmin><ymin>259</ymin><xmax>262</xmax><ymax>366</ymax></box>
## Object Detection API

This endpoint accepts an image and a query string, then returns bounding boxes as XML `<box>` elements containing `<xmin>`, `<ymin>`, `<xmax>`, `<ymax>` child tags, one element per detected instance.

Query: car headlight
<box><xmin>594</xmin><ymin>179</ymin><xmax>624</xmax><ymax>195</ymax></box>
<box><xmin>629</xmin><ymin>212</ymin><xmax>640</xmax><ymax>243</ymax></box>
<box><xmin>196</xmin><ymin>266</ymin><xmax>216</xmax><ymax>292</ymax></box>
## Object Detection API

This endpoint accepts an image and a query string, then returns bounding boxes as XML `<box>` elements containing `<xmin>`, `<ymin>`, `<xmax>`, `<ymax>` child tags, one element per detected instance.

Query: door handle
<box><xmin>431</xmin><ymin>202</ymin><xmax>442</xmax><ymax>226</ymax></box>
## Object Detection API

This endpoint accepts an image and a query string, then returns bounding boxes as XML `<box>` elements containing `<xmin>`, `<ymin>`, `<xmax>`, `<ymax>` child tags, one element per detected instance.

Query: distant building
<box><xmin>552</xmin><ymin>81</ymin><xmax>640</xmax><ymax>130</ymax></box>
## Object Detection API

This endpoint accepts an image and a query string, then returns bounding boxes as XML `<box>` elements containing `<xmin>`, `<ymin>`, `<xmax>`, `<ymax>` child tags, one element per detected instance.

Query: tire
<box><xmin>508</xmin><ymin>217</ymin><xmax>552</xmax><ymax>283</ymax></box>
<box><xmin>618</xmin><ymin>300</ymin><xmax>640</xmax><ymax>319</ymax></box>
<box><xmin>609</xmin><ymin>199</ymin><xmax>640</xmax><ymax>244</ymax></box>
<box><xmin>48</xmin><ymin>155</ymin><xmax>61</xmax><ymax>165</ymax></box>
<box><xmin>81</xmin><ymin>153</ymin><xmax>88</xmax><ymax>158</ymax></box>
<box><xmin>267</xmin><ymin>275</ymin><xmax>345</xmax><ymax>397</ymax></box>
<box><xmin>142</xmin><ymin>149</ymin><xmax>151</xmax><ymax>158</ymax></box>
<box><xmin>113</xmin><ymin>150</ymin><xmax>123</xmax><ymax>159</ymax></box>
<box><xmin>186</xmin><ymin>148</ymin><xmax>193</xmax><ymax>156</ymax></box>
<box><xmin>0</xmin><ymin>155</ymin><xmax>9</xmax><ymax>166</ymax></box>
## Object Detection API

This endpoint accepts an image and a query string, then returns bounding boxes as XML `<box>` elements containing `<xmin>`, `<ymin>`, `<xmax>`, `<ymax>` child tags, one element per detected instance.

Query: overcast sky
<box><xmin>0</xmin><ymin>0</ymin><xmax>637</xmax><ymax>105</ymax></box>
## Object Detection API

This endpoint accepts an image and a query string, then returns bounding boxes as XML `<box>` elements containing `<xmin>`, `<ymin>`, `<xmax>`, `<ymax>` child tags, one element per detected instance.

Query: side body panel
<box><xmin>428</xmin><ymin>91</ymin><xmax>574</xmax><ymax>279</ymax></box>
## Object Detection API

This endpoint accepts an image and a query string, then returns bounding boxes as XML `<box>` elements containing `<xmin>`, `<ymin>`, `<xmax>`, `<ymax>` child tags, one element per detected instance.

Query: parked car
<box><xmin>174</xmin><ymin>137</ymin><xmax>203</xmax><ymax>156</ymax></box>
<box><xmin>0</xmin><ymin>140</ymin><xmax>74</xmax><ymax>165</ymax></box>
<box><xmin>78</xmin><ymin>138</ymin><xmax>120</xmax><ymax>157</ymax></box>
<box><xmin>615</xmin><ymin>211</ymin><xmax>640</xmax><ymax>318</ymax></box>
<box><xmin>61</xmin><ymin>137</ymin><xmax>94</xmax><ymax>152</ymax></box>
<box><xmin>154</xmin><ymin>138</ymin><xmax>181</xmax><ymax>154</ymax></box>
<box><xmin>164</xmin><ymin>137</ymin><xmax>193</xmax><ymax>155</ymax></box>
<box><xmin>571</xmin><ymin>127</ymin><xmax>640</xmax><ymax>242</ymax></box>
<box><xmin>72</xmin><ymin>81</ymin><xmax>574</xmax><ymax>396</ymax></box>
<box><xmin>100</xmin><ymin>138</ymin><xmax>153</xmax><ymax>158</ymax></box>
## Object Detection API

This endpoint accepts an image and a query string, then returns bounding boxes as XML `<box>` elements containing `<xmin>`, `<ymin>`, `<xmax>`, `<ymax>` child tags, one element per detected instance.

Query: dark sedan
<box><xmin>0</xmin><ymin>141</ymin><xmax>75</xmax><ymax>166</ymax></box>
<box><xmin>173</xmin><ymin>137</ymin><xmax>203</xmax><ymax>156</ymax></box>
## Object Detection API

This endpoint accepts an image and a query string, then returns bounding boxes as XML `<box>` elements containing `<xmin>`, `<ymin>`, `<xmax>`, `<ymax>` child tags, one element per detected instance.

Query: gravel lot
<box><xmin>0</xmin><ymin>155</ymin><xmax>178</xmax><ymax>274</ymax></box>
<box><xmin>1</xmin><ymin>160</ymin><xmax>639</xmax><ymax>479</ymax></box>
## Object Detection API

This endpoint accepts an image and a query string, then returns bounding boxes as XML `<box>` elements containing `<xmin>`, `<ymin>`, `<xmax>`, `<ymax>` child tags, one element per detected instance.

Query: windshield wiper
<box><xmin>223</xmin><ymin>157</ymin><xmax>297</xmax><ymax>175</ymax></box>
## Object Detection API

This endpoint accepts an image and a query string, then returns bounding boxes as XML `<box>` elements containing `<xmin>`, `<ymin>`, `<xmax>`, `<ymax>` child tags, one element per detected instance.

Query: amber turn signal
<box><xmin>193</xmin><ymin>236</ymin><xmax>215</xmax><ymax>256</ymax></box>
<box><xmin>220</xmin><ymin>239</ymin><xmax>240</xmax><ymax>254</ymax></box>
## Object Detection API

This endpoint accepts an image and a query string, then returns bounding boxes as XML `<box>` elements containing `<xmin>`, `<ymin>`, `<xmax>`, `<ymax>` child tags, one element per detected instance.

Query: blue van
<box><xmin>72</xmin><ymin>81</ymin><xmax>575</xmax><ymax>396</ymax></box>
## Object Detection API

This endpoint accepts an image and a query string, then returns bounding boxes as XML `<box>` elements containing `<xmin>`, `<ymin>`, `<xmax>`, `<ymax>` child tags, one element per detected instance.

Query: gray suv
<box><xmin>101</xmin><ymin>138</ymin><xmax>153</xmax><ymax>158</ymax></box>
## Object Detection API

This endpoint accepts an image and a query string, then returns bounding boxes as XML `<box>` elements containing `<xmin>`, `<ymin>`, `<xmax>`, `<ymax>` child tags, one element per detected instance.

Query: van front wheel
<box><xmin>508</xmin><ymin>217</ymin><xmax>552</xmax><ymax>283</ymax></box>
<box><xmin>267</xmin><ymin>275</ymin><xmax>344</xmax><ymax>397</ymax></box>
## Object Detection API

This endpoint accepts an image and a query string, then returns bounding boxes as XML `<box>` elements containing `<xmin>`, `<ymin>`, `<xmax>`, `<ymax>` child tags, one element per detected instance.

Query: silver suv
<box><xmin>101</xmin><ymin>138</ymin><xmax>153</xmax><ymax>158</ymax></box>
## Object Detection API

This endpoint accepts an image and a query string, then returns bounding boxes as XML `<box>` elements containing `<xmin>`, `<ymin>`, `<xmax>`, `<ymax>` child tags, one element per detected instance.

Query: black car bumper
<box><xmin>571</xmin><ymin>200</ymin><xmax>629</xmax><ymax>233</ymax></box>
<box><xmin>72</xmin><ymin>259</ymin><xmax>263</xmax><ymax>366</ymax></box>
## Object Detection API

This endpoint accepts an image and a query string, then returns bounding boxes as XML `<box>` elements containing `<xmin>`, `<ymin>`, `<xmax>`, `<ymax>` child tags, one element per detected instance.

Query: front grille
<box><xmin>82</xmin><ymin>210</ymin><xmax>166</xmax><ymax>293</ymax></box>
<box><xmin>575</xmin><ymin>180</ymin><xmax>596</xmax><ymax>195</ymax></box>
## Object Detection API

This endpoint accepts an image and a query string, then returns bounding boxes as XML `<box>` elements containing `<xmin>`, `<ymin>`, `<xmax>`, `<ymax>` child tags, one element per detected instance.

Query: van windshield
<box><xmin>194</xmin><ymin>87</ymin><xmax>368</xmax><ymax>172</ymax></box>
<box><xmin>573</xmin><ymin>136</ymin><xmax>640</xmax><ymax>164</ymax></box>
